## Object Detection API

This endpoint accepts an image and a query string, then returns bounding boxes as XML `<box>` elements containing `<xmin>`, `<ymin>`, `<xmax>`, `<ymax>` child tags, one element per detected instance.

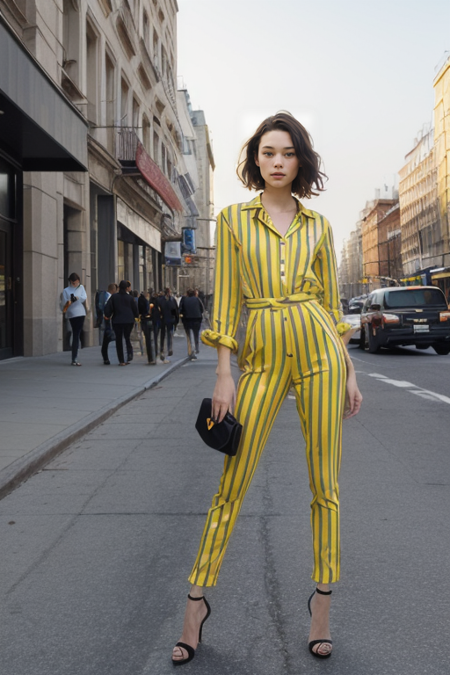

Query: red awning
<box><xmin>135</xmin><ymin>142</ymin><xmax>183</xmax><ymax>212</ymax></box>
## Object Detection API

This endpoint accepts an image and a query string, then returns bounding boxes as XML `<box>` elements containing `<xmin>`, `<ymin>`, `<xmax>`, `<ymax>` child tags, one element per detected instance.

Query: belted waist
<box><xmin>244</xmin><ymin>293</ymin><xmax>317</xmax><ymax>309</ymax></box>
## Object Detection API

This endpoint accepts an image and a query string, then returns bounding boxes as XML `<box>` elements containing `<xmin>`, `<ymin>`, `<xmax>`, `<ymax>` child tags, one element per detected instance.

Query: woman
<box><xmin>172</xmin><ymin>112</ymin><xmax>362</xmax><ymax>665</ymax></box>
<box><xmin>60</xmin><ymin>272</ymin><xmax>87</xmax><ymax>366</ymax></box>
<box><xmin>103</xmin><ymin>280</ymin><xmax>138</xmax><ymax>365</ymax></box>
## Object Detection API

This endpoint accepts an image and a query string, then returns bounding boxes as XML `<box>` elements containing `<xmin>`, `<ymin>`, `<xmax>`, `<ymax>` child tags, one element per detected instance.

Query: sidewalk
<box><xmin>0</xmin><ymin>330</ymin><xmax>200</xmax><ymax>499</ymax></box>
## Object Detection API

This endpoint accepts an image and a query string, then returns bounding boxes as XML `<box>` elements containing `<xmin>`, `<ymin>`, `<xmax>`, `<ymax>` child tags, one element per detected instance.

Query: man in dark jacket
<box><xmin>104</xmin><ymin>280</ymin><xmax>138</xmax><ymax>365</ymax></box>
<box><xmin>179</xmin><ymin>289</ymin><xmax>204</xmax><ymax>361</ymax></box>
<box><xmin>138</xmin><ymin>291</ymin><xmax>156</xmax><ymax>365</ymax></box>
<box><xmin>157</xmin><ymin>287</ymin><xmax>179</xmax><ymax>363</ymax></box>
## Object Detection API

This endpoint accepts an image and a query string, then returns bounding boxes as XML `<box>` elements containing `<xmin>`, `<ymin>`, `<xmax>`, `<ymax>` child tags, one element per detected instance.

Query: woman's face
<box><xmin>70</xmin><ymin>279</ymin><xmax>80</xmax><ymax>288</ymax></box>
<box><xmin>255</xmin><ymin>129</ymin><xmax>300</xmax><ymax>190</ymax></box>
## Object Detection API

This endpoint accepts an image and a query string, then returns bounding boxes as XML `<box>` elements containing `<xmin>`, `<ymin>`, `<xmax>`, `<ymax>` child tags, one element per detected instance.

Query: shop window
<box><xmin>139</xmin><ymin>245</ymin><xmax>145</xmax><ymax>291</ymax></box>
<box><xmin>0</xmin><ymin>160</ymin><xmax>16</xmax><ymax>220</ymax></box>
<box><xmin>146</xmin><ymin>247</ymin><xmax>154</xmax><ymax>291</ymax></box>
<box><xmin>118</xmin><ymin>240</ymin><xmax>125</xmax><ymax>281</ymax></box>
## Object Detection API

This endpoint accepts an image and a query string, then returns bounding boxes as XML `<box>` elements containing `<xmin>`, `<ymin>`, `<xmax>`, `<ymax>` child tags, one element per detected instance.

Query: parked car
<box><xmin>359</xmin><ymin>286</ymin><xmax>450</xmax><ymax>354</ymax></box>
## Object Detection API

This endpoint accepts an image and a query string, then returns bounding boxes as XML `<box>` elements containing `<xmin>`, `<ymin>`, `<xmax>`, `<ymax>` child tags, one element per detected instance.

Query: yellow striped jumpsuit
<box><xmin>189</xmin><ymin>195</ymin><xmax>349</xmax><ymax>587</ymax></box>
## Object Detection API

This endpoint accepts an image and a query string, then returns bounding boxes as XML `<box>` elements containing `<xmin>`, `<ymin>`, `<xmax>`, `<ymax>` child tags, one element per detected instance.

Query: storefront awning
<box><xmin>0</xmin><ymin>19</ymin><xmax>88</xmax><ymax>171</ymax></box>
<box><xmin>136</xmin><ymin>142</ymin><xmax>183</xmax><ymax>213</ymax></box>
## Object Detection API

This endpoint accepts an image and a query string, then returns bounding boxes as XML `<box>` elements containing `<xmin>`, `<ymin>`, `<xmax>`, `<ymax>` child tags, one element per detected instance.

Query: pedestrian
<box><xmin>131</xmin><ymin>289</ymin><xmax>144</xmax><ymax>355</ymax></box>
<box><xmin>171</xmin><ymin>112</ymin><xmax>363</xmax><ymax>665</ymax></box>
<box><xmin>150</xmin><ymin>291</ymin><xmax>162</xmax><ymax>360</ymax></box>
<box><xmin>60</xmin><ymin>272</ymin><xmax>87</xmax><ymax>366</ymax></box>
<box><xmin>179</xmin><ymin>289</ymin><xmax>204</xmax><ymax>360</ymax></box>
<box><xmin>100</xmin><ymin>283</ymin><xmax>118</xmax><ymax>365</ymax></box>
<box><xmin>138</xmin><ymin>291</ymin><xmax>156</xmax><ymax>365</ymax></box>
<box><xmin>157</xmin><ymin>287</ymin><xmax>179</xmax><ymax>363</ymax></box>
<box><xmin>103</xmin><ymin>279</ymin><xmax>138</xmax><ymax>366</ymax></box>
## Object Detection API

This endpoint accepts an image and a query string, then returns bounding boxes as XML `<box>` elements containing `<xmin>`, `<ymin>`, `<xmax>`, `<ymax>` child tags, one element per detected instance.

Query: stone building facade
<box><xmin>360</xmin><ymin>188</ymin><xmax>400</xmax><ymax>291</ymax></box>
<box><xmin>0</xmin><ymin>0</ymin><xmax>213</xmax><ymax>359</ymax></box>
<box><xmin>176</xmin><ymin>89</ymin><xmax>215</xmax><ymax>298</ymax></box>
<box><xmin>399</xmin><ymin>128</ymin><xmax>441</xmax><ymax>276</ymax></box>
<box><xmin>339</xmin><ymin>222</ymin><xmax>363</xmax><ymax>301</ymax></box>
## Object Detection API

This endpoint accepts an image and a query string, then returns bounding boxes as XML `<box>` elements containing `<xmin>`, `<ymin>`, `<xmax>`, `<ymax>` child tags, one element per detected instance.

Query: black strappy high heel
<box><xmin>172</xmin><ymin>594</ymin><xmax>211</xmax><ymax>667</ymax></box>
<box><xmin>307</xmin><ymin>587</ymin><xmax>333</xmax><ymax>659</ymax></box>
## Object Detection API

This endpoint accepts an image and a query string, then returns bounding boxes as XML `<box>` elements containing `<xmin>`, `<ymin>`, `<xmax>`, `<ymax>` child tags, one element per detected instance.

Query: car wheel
<box><xmin>358</xmin><ymin>326</ymin><xmax>366</xmax><ymax>350</ymax></box>
<box><xmin>367</xmin><ymin>327</ymin><xmax>380</xmax><ymax>353</ymax></box>
<box><xmin>433</xmin><ymin>344</ymin><xmax>450</xmax><ymax>355</ymax></box>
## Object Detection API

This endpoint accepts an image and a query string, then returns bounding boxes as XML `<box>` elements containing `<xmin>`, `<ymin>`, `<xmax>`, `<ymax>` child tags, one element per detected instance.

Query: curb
<box><xmin>0</xmin><ymin>356</ymin><xmax>190</xmax><ymax>501</ymax></box>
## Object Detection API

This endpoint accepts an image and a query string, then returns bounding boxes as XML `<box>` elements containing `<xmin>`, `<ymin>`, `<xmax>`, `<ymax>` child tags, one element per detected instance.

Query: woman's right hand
<box><xmin>212</xmin><ymin>373</ymin><xmax>236</xmax><ymax>423</ymax></box>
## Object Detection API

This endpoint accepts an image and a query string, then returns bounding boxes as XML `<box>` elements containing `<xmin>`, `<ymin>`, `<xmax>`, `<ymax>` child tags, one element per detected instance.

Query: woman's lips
<box><xmin>271</xmin><ymin>173</ymin><xmax>285</xmax><ymax>178</ymax></box>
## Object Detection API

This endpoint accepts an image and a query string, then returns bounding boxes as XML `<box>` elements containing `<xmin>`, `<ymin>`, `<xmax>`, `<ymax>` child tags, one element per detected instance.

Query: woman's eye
<box><xmin>286</xmin><ymin>152</ymin><xmax>295</xmax><ymax>157</ymax></box>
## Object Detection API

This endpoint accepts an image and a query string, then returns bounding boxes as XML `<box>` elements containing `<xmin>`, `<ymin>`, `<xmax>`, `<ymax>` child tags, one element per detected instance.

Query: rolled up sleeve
<box><xmin>314</xmin><ymin>219</ymin><xmax>352</xmax><ymax>337</ymax></box>
<box><xmin>201</xmin><ymin>210</ymin><xmax>242</xmax><ymax>353</ymax></box>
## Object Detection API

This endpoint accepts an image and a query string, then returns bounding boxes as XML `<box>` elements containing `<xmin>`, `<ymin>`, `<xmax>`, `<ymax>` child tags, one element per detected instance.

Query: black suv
<box><xmin>359</xmin><ymin>286</ymin><xmax>450</xmax><ymax>355</ymax></box>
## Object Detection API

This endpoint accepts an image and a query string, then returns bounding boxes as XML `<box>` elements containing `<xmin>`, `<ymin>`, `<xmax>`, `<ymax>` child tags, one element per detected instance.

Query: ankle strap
<box><xmin>187</xmin><ymin>593</ymin><xmax>204</xmax><ymax>601</ymax></box>
<box><xmin>316</xmin><ymin>587</ymin><xmax>332</xmax><ymax>595</ymax></box>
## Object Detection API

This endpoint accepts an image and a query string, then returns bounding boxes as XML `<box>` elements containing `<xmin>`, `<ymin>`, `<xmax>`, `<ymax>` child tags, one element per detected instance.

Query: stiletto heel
<box><xmin>172</xmin><ymin>594</ymin><xmax>211</xmax><ymax>666</ymax></box>
<box><xmin>307</xmin><ymin>587</ymin><xmax>332</xmax><ymax>659</ymax></box>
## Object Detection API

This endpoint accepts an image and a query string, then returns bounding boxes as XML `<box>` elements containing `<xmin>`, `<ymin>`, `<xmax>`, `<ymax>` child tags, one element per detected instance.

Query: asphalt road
<box><xmin>1</xmin><ymin>345</ymin><xmax>449</xmax><ymax>675</ymax></box>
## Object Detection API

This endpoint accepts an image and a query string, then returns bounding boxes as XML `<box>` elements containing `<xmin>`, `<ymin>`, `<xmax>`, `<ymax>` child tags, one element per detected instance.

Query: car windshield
<box><xmin>384</xmin><ymin>289</ymin><xmax>446</xmax><ymax>308</ymax></box>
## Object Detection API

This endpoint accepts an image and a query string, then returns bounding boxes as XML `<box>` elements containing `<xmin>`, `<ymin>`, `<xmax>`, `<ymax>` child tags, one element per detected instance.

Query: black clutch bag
<box><xmin>195</xmin><ymin>398</ymin><xmax>242</xmax><ymax>456</ymax></box>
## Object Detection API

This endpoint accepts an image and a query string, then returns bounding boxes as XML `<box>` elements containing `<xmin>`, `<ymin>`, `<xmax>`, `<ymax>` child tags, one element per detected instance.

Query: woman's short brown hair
<box><xmin>237</xmin><ymin>111</ymin><xmax>327</xmax><ymax>199</ymax></box>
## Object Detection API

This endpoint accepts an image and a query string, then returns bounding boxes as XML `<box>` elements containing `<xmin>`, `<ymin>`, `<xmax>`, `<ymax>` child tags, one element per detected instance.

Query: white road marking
<box><xmin>366</xmin><ymin>372</ymin><xmax>450</xmax><ymax>405</ymax></box>
<box><xmin>413</xmin><ymin>389</ymin><xmax>450</xmax><ymax>405</ymax></box>
<box><xmin>376</xmin><ymin>379</ymin><xmax>416</xmax><ymax>388</ymax></box>
<box><xmin>411</xmin><ymin>391</ymin><xmax>442</xmax><ymax>402</ymax></box>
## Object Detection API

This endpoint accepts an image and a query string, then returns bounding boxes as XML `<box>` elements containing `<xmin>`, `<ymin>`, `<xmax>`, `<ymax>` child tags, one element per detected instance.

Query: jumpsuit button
<box><xmin>284</xmin><ymin>317</ymin><xmax>287</xmax><ymax>321</ymax></box>
<box><xmin>287</xmin><ymin>353</ymin><xmax>293</xmax><ymax>357</ymax></box>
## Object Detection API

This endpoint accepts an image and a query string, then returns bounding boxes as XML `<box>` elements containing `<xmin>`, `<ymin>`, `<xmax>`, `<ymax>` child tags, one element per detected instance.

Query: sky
<box><xmin>176</xmin><ymin>0</ymin><xmax>450</xmax><ymax>259</ymax></box>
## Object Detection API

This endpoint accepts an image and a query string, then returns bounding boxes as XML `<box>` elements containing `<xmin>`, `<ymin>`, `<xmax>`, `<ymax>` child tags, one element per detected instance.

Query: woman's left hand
<box><xmin>343</xmin><ymin>370</ymin><xmax>363</xmax><ymax>419</ymax></box>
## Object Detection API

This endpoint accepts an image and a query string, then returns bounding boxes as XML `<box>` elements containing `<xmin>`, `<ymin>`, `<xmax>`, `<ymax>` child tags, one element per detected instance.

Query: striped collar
<box><xmin>240</xmin><ymin>194</ymin><xmax>316</xmax><ymax>238</ymax></box>
<box><xmin>240</xmin><ymin>194</ymin><xmax>316</xmax><ymax>220</ymax></box>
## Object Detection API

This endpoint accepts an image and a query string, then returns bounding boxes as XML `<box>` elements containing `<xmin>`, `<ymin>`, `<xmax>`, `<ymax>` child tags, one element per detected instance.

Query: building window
<box><xmin>143</xmin><ymin>10</ymin><xmax>150</xmax><ymax>49</ymax></box>
<box><xmin>105</xmin><ymin>51</ymin><xmax>115</xmax><ymax>151</ymax></box>
<box><xmin>153</xmin><ymin>131</ymin><xmax>159</xmax><ymax>164</ymax></box>
<box><xmin>86</xmin><ymin>20</ymin><xmax>99</xmax><ymax>124</ymax></box>
<box><xmin>142</xmin><ymin>115</ymin><xmax>151</xmax><ymax>152</ymax></box>
<box><xmin>161</xmin><ymin>143</ymin><xmax>166</xmax><ymax>173</ymax></box>
<box><xmin>132</xmin><ymin>97</ymin><xmax>140</xmax><ymax>132</ymax></box>
<box><xmin>62</xmin><ymin>0</ymin><xmax>80</xmax><ymax>85</ymax></box>
<box><xmin>153</xmin><ymin>29</ymin><xmax>160</xmax><ymax>69</ymax></box>
<box><xmin>121</xmin><ymin>77</ymin><xmax>129</xmax><ymax>126</ymax></box>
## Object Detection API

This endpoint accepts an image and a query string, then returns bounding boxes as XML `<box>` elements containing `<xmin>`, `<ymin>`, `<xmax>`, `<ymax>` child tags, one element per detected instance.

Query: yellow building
<box><xmin>399</xmin><ymin>128</ymin><xmax>441</xmax><ymax>276</ymax></box>
<box><xmin>433</xmin><ymin>55</ymin><xmax>450</xmax><ymax>269</ymax></box>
